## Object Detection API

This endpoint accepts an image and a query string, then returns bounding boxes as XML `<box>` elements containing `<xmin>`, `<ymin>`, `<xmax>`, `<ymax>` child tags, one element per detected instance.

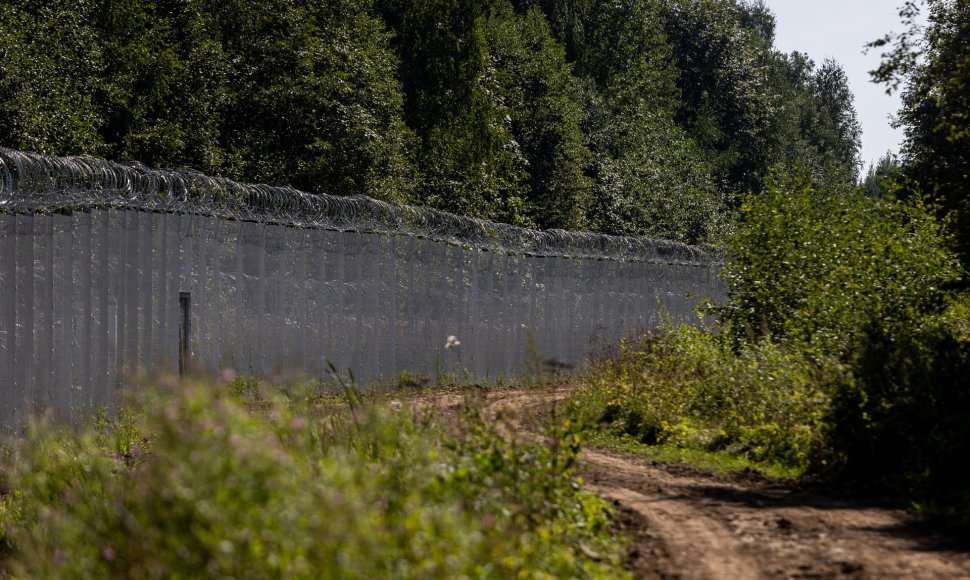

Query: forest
<box><xmin>0</xmin><ymin>0</ymin><xmax>864</xmax><ymax>242</ymax></box>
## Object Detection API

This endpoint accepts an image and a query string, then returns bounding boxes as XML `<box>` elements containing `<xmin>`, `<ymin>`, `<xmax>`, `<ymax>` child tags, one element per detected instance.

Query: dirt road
<box><xmin>476</xmin><ymin>386</ymin><xmax>970</xmax><ymax>579</ymax></box>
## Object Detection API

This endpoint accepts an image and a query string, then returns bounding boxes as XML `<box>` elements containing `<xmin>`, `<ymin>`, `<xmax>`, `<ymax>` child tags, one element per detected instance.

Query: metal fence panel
<box><xmin>0</xmin><ymin>148</ymin><xmax>725</xmax><ymax>425</ymax></box>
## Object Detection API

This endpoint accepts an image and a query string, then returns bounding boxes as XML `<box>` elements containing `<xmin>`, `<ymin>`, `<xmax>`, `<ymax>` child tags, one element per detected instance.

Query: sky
<box><xmin>763</xmin><ymin>0</ymin><xmax>924</xmax><ymax>173</ymax></box>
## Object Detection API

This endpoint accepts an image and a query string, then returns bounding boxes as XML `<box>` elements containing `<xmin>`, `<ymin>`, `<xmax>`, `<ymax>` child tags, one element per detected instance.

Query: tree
<box><xmin>93</xmin><ymin>0</ymin><xmax>231</xmax><ymax>175</ymax></box>
<box><xmin>767</xmin><ymin>54</ymin><xmax>862</xmax><ymax>190</ymax></box>
<box><xmin>377</xmin><ymin>0</ymin><xmax>531</xmax><ymax>222</ymax></box>
<box><xmin>738</xmin><ymin>0</ymin><xmax>775</xmax><ymax>44</ymax></box>
<box><xmin>484</xmin><ymin>2</ymin><xmax>593</xmax><ymax>230</ymax></box>
<box><xmin>0</xmin><ymin>0</ymin><xmax>104</xmax><ymax>154</ymax></box>
<box><xmin>667</xmin><ymin>1</ymin><xmax>861</xmax><ymax>198</ymax></box>
<box><xmin>718</xmin><ymin>170</ymin><xmax>960</xmax><ymax>357</ymax></box>
<box><xmin>861</xmin><ymin>151</ymin><xmax>901</xmax><ymax>198</ymax></box>
<box><xmin>0</xmin><ymin>0</ymin><xmax>867</xmax><ymax>239</ymax></box>
<box><xmin>521</xmin><ymin>0</ymin><xmax>727</xmax><ymax>242</ymax></box>
<box><xmin>870</xmin><ymin>0</ymin><xmax>970</xmax><ymax>262</ymax></box>
<box><xmin>810</xmin><ymin>59</ymin><xmax>863</xmax><ymax>177</ymax></box>
<box><xmin>207</xmin><ymin>0</ymin><xmax>415</xmax><ymax>199</ymax></box>
<box><xmin>666</xmin><ymin>0</ymin><xmax>778</xmax><ymax>197</ymax></box>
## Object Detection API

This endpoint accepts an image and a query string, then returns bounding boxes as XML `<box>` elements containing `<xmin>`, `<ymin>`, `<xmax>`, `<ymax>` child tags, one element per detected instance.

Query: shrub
<box><xmin>569</xmin><ymin>327</ymin><xmax>844</xmax><ymax>470</ymax></box>
<box><xmin>829</xmin><ymin>321</ymin><xmax>970</xmax><ymax>511</ymax></box>
<box><xmin>716</xmin><ymin>171</ymin><xmax>962</xmax><ymax>359</ymax></box>
<box><xmin>572</xmin><ymin>171</ymin><xmax>970</xmax><ymax>514</ymax></box>
<box><xmin>714</xmin><ymin>170</ymin><xmax>970</xmax><ymax>507</ymax></box>
<box><xmin>0</xmin><ymin>378</ymin><xmax>627</xmax><ymax>579</ymax></box>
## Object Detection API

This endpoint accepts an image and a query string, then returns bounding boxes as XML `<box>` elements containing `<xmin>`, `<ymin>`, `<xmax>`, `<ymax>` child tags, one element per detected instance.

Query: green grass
<box><xmin>583</xmin><ymin>430</ymin><xmax>804</xmax><ymax>480</ymax></box>
<box><xmin>569</xmin><ymin>319</ymin><xmax>970</xmax><ymax>519</ymax></box>
<box><xmin>0</xmin><ymin>376</ymin><xmax>630</xmax><ymax>579</ymax></box>
<box><xmin>567</xmin><ymin>326</ymin><xmax>841</xmax><ymax>473</ymax></box>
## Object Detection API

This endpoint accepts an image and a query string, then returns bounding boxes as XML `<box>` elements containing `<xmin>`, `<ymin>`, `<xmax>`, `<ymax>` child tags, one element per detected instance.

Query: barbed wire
<box><xmin>0</xmin><ymin>147</ymin><xmax>723</xmax><ymax>264</ymax></box>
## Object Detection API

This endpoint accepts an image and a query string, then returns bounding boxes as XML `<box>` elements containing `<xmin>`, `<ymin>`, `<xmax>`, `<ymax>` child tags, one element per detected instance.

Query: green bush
<box><xmin>714</xmin><ymin>170</ymin><xmax>970</xmax><ymax>507</ymax></box>
<box><xmin>573</xmin><ymin>172</ymin><xmax>970</xmax><ymax>515</ymax></box>
<box><xmin>0</xmin><ymin>379</ymin><xmax>627</xmax><ymax>579</ymax></box>
<box><xmin>829</xmin><ymin>321</ymin><xmax>970</xmax><ymax>512</ymax></box>
<box><xmin>717</xmin><ymin>171</ymin><xmax>962</xmax><ymax>359</ymax></box>
<box><xmin>569</xmin><ymin>326</ymin><xmax>843</xmax><ymax>471</ymax></box>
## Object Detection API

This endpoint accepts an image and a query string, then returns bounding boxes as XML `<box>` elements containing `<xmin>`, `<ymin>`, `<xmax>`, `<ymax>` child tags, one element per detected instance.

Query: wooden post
<box><xmin>179</xmin><ymin>292</ymin><xmax>191</xmax><ymax>376</ymax></box>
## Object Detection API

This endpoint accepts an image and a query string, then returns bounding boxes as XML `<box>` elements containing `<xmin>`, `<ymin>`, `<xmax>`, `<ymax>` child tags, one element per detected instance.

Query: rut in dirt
<box><xmin>582</xmin><ymin>448</ymin><xmax>970</xmax><ymax>580</ymax></box>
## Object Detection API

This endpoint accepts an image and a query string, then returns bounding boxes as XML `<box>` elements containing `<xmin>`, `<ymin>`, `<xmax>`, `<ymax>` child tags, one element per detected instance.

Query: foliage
<box><xmin>377</xmin><ymin>0</ymin><xmax>533</xmax><ymax>222</ymax></box>
<box><xmin>717</xmin><ymin>171</ymin><xmax>962</xmax><ymax>359</ymax></box>
<box><xmin>0</xmin><ymin>379</ymin><xmax>628</xmax><ymax>578</ymax></box>
<box><xmin>665</xmin><ymin>0</ymin><xmax>778</xmax><ymax>196</ymax></box>
<box><xmin>870</xmin><ymin>0</ymin><xmax>970</xmax><ymax>263</ymax></box>
<box><xmin>766</xmin><ymin>56</ymin><xmax>863</xmax><ymax>192</ymax></box>
<box><xmin>569</xmin><ymin>326</ymin><xmax>840</xmax><ymax>470</ymax></box>
<box><xmin>0</xmin><ymin>0</ymin><xmax>415</xmax><ymax>202</ymax></box>
<box><xmin>212</xmin><ymin>0</ymin><xmax>417</xmax><ymax>200</ymax></box>
<box><xmin>664</xmin><ymin>1</ymin><xmax>862</xmax><ymax>197</ymax></box>
<box><xmin>860</xmin><ymin>151</ymin><xmax>901</xmax><ymax>198</ymax></box>
<box><xmin>0</xmin><ymin>0</ymin><xmax>105</xmax><ymax>154</ymax></box>
<box><xmin>91</xmin><ymin>0</ymin><xmax>230</xmax><ymax>179</ymax></box>
<box><xmin>0</xmin><ymin>0</ymin><xmax>865</xmax><ymax>242</ymax></box>
<box><xmin>823</xmin><ymin>1</ymin><xmax>970</xmax><ymax>509</ymax></box>
<box><xmin>574</xmin><ymin>165</ymin><xmax>970</xmax><ymax>512</ymax></box>
<box><xmin>484</xmin><ymin>2</ymin><xmax>593</xmax><ymax>230</ymax></box>
<box><xmin>583</xmin><ymin>430</ymin><xmax>801</xmax><ymax>480</ymax></box>
<box><xmin>573</xmin><ymin>316</ymin><xmax>970</xmax><ymax>513</ymax></box>
<box><xmin>566</xmin><ymin>0</ymin><xmax>969</xmax><ymax>517</ymax></box>
<box><xmin>576</xmin><ymin>0</ymin><xmax>728</xmax><ymax>242</ymax></box>
<box><xmin>828</xmin><ymin>321</ymin><xmax>970</xmax><ymax>513</ymax></box>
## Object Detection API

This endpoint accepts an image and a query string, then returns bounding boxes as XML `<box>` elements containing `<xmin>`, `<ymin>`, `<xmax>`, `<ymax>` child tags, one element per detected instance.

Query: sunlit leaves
<box><xmin>485</xmin><ymin>3</ymin><xmax>593</xmax><ymax>230</ymax></box>
<box><xmin>718</xmin><ymin>171</ymin><xmax>962</xmax><ymax>359</ymax></box>
<box><xmin>0</xmin><ymin>0</ymin><xmax>105</xmax><ymax>154</ymax></box>
<box><xmin>0</xmin><ymin>0</ymin><xmax>866</xmax><ymax>238</ymax></box>
<box><xmin>876</xmin><ymin>0</ymin><xmax>970</xmax><ymax>262</ymax></box>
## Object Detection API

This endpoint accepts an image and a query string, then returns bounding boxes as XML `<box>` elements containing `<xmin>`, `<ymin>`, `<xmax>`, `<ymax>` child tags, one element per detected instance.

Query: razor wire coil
<box><xmin>0</xmin><ymin>148</ymin><xmax>723</xmax><ymax>264</ymax></box>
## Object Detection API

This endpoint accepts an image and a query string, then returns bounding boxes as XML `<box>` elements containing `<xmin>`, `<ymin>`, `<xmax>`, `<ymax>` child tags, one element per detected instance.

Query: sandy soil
<box><xmin>470</xmin><ymin>385</ymin><xmax>970</xmax><ymax>580</ymax></box>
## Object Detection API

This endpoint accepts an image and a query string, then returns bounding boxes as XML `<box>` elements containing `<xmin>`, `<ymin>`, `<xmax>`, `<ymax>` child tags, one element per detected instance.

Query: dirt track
<box><xmin>475</xmin><ymin>386</ymin><xmax>970</xmax><ymax>580</ymax></box>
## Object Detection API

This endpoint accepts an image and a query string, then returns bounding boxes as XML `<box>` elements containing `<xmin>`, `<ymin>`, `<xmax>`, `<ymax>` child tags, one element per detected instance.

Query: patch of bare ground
<box><xmin>444</xmin><ymin>386</ymin><xmax>970</xmax><ymax>580</ymax></box>
<box><xmin>584</xmin><ymin>447</ymin><xmax>970</xmax><ymax>579</ymax></box>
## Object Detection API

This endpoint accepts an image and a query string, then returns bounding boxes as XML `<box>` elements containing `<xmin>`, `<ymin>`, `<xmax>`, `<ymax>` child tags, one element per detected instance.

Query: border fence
<box><xmin>0</xmin><ymin>147</ymin><xmax>724</xmax><ymax>425</ymax></box>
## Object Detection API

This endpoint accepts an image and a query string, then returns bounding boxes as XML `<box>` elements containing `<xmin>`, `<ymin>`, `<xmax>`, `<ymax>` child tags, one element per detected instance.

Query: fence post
<box><xmin>179</xmin><ymin>292</ymin><xmax>191</xmax><ymax>376</ymax></box>
<box><xmin>107</xmin><ymin>294</ymin><xmax>118</xmax><ymax>386</ymax></box>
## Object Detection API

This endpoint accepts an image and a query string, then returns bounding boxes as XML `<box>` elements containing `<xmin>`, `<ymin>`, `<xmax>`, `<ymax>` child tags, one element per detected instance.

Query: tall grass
<box><xmin>568</xmin><ymin>326</ymin><xmax>844</xmax><ymax>473</ymax></box>
<box><xmin>0</xmin><ymin>377</ymin><xmax>628</xmax><ymax>579</ymax></box>
<box><xmin>570</xmin><ymin>172</ymin><xmax>970</xmax><ymax>517</ymax></box>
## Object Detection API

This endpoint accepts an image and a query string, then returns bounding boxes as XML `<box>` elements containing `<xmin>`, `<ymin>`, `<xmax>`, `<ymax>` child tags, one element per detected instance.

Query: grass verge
<box><xmin>582</xmin><ymin>430</ymin><xmax>803</xmax><ymax>480</ymax></box>
<box><xmin>567</xmin><ymin>325</ymin><xmax>842</xmax><ymax>474</ymax></box>
<box><xmin>0</xmin><ymin>376</ymin><xmax>629</xmax><ymax>579</ymax></box>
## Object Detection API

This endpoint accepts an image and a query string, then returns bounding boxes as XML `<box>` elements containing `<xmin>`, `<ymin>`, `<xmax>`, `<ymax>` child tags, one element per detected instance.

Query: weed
<box><xmin>573</xmin><ymin>172</ymin><xmax>970</xmax><ymax>517</ymax></box>
<box><xmin>0</xmin><ymin>376</ymin><xmax>629</xmax><ymax>578</ymax></box>
<box><xmin>569</xmin><ymin>326</ymin><xmax>843</xmax><ymax>472</ymax></box>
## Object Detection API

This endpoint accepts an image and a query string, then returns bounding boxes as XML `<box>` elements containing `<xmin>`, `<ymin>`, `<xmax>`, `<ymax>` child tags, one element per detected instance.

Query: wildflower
<box><xmin>217</xmin><ymin>368</ymin><xmax>237</xmax><ymax>385</ymax></box>
<box><xmin>445</xmin><ymin>335</ymin><xmax>461</xmax><ymax>349</ymax></box>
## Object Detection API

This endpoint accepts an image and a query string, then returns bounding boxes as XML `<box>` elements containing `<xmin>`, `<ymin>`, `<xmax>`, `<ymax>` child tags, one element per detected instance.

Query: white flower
<box><xmin>445</xmin><ymin>335</ymin><xmax>461</xmax><ymax>349</ymax></box>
